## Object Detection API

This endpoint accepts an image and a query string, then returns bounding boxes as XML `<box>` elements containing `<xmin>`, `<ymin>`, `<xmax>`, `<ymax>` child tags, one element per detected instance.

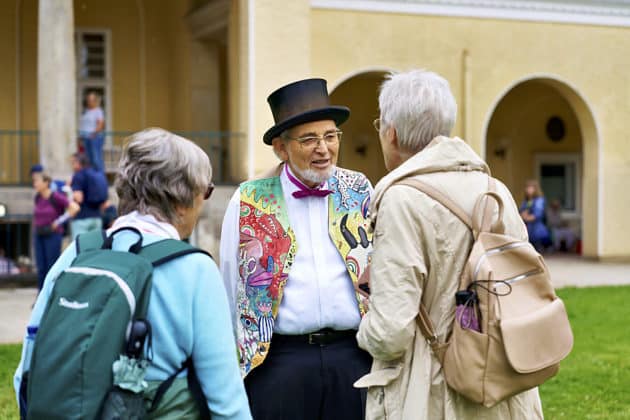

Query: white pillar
<box><xmin>38</xmin><ymin>0</ymin><xmax>75</xmax><ymax>181</ymax></box>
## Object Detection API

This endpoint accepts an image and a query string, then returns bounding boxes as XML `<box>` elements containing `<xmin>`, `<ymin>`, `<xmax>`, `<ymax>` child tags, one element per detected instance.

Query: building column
<box><xmin>38</xmin><ymin>0</ymin><xmax>75</xmax><ymax>180</ymax></box>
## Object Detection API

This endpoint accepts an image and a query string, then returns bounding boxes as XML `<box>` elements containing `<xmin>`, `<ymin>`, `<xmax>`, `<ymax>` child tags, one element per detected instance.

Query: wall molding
<box><xmin>311</xmin><ymin>0</ymin><xmax>630</xmax><ymax>27</ymax></box>
<box><xmin>185</xmin><ymin>0</ymin><xmax>229</xmax><ymax>42</ymax></box>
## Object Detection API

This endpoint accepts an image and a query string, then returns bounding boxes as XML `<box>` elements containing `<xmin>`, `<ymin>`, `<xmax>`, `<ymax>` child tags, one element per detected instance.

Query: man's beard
<box><xmin>293</xmin><ymin>165</ymin><xmax>336</xmax><ymax>185</ymax></box>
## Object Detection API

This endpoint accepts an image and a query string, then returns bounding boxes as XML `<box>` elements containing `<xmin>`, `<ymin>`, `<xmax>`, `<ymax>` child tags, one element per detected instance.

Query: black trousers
<box><xmin>245</xmin><ymin>332</ymin><xmax>372</xmax><ymax>420</ymax></box>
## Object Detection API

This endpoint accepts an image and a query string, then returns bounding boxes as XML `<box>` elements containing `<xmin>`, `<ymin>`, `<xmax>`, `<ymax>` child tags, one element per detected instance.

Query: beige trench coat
<box><xmin>356</xmin><ymin>137</ymin><xmax>544</xmax><ymax>419</ymax></box>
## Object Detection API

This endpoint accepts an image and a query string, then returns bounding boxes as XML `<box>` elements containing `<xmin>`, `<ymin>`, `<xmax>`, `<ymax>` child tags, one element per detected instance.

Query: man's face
<box><xmin>273</xmin><ymin>119</ymin><xmax>339</xmax><ymax>188</ymax></box>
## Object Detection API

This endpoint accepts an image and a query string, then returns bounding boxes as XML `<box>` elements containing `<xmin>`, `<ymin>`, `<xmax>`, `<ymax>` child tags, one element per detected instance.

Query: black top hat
<box><xmin>263</xmin><ymin>78</ymin><xmax>350</xmax><ymax>145</ymax></box>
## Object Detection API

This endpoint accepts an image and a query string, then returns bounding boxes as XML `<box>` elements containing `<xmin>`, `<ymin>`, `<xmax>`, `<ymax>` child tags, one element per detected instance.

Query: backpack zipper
<box><xmin>472</xmin><ymin>241</ymin><xmax>531</xmax><ymax>280</ymax></box>
<box><xmin>504</xmin><ymin>268</ymin><xmax>543</xmax><ymax>284</ymax></box>
<box><xmin>64</xmin><ymin>267</ymin><xmax>136</xmax><ymax>317</ymax></box>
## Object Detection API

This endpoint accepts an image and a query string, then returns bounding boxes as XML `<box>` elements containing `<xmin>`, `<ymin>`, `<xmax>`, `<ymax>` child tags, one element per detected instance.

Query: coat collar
<box><xmin>370</xmin><ymin>136</ymin><xmax>490</xmax><ymax>218</ymax></box>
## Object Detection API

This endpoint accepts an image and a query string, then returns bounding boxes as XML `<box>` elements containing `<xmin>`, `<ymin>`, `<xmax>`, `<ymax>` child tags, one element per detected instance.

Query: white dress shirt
<box><xmin>220</xmin><ymin>165</ymin><xmax>363</xmax><ymax>335</ymax></box>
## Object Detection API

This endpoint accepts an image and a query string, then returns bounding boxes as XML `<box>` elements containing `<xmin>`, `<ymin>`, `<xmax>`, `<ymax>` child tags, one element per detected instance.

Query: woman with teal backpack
<box><xmin>16</xmin><ymin>128</ymin><xmax>252</xmax><ymax>419</ymax></box>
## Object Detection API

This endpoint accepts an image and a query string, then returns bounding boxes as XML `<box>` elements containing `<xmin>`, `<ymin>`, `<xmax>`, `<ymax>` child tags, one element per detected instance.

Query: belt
<box><xmin>272</xmin><ymin>329</ymin><xmax>357</xmax><ymax>346</ymax></box>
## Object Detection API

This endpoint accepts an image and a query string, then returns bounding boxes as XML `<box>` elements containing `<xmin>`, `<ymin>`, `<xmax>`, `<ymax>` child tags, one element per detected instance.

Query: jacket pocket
<box><xmin>355</xmin><ymin>365</ymin><xmax>402</xmax><ymax>420</ymax></box>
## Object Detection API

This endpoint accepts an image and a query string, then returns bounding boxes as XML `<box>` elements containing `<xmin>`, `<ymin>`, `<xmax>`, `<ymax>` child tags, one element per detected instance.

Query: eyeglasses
<box><xmin>204</xmin><ymin>182</ymin><xmax>215</xmax><ymax>200</ymax></box>
<box><xmin>283</xmin><ymin>130</ymin><xmax>343</xmax><ymax>150</ymax></box>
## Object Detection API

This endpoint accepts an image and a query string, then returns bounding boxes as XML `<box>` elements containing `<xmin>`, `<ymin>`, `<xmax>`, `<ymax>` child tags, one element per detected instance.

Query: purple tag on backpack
<box><xmin>456</xmin><ymin>304</ymin><xmax>480</xmax><ymax>332</ymax></box>
<box><xmin>455</xmin><ymin>290</ymin><xmax>481</xmax><ymax>332</ymax></box>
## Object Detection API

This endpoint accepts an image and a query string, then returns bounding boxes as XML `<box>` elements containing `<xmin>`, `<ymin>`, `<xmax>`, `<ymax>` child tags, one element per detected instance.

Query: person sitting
<box><xmin>0</xmin><ymin>248</ymin><xmax>20</xmax><ymax>275</ymax></box>
<box><xmin>519</xmin><ymin>179</ymin><xmax>551</xmax><ymax>252</ymax></box>
<box><xmin>546</xmin><ymin>198</ymin><xmax>577</xmax><ymax>252</ymax></box>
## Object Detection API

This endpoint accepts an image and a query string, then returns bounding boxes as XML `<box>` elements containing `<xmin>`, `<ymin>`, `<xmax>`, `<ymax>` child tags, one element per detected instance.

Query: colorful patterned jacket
<box><xmin>236</xmin><ymin>166</ymin><xmax>372</xmax><ymax>376</ymax></box>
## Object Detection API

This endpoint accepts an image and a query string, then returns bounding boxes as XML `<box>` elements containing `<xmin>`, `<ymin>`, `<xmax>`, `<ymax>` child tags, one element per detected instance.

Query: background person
<box><xmin>220</xmin><ymin>78</ymin><xmax>373</xmax><ymax>420</ymax></box>
<box><xmin>0</xmin><ymin>247</ymin><xmax>20</xmax><ymax>275</ymax></box>
<box><xmin>31</xmin><ymin>171</ymin><xmax>79</xmax><ymax>290</ymax></box>
<box><xmin>355</xmin><ymin>70</ymin><xmax>543</xmax><ymax>419</ymax></box>
<box><xmin>70</xmin><ymin>153</ymin><xmax>107</xmax><ymax>239</ymax></box>
<box><xmin>78</xmin><ymin>91</ymin><xmax>106</xmax><ymax>172</ymax></box>
<box><xmin>30</xmin><ymin>163</ymin><xmax>72</xmax><ymax>199</ymax></box>
<box><xmin>547</xmin><ymin>198</ymin><xmax>577</xmax><ymax>252</ymax></box>
<box><xmin>520</xmin><ymin>179</ymin><xmax>551</xmax><ymax>252</ymax></box>
<box><xmin>16</xmin><ymin>128</ymin><xmax>252</xmax><ymax>419</ymax></box>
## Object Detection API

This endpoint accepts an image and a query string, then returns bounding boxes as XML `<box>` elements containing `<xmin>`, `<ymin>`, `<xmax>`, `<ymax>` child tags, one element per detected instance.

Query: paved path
<box><xmin>1</xmin><ymin>256</ymin><xmax>629</xmax><ymax>344</ymax></box>
<box><xmin>0</xmin><ymin>288</ymin><xmax>37</xmax><ymax>344</ymax></box>
<box><xmin>545</xmin><ymin>255</ymin><xmax>630</xmax><ymax>288</ymax></box>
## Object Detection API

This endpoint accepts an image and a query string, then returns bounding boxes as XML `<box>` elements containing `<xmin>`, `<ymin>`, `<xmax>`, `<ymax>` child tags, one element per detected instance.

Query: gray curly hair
<box><xmin>115</xmin><ymin>128</ymin><xmax>212</xmax><ymax>223</ymax></box>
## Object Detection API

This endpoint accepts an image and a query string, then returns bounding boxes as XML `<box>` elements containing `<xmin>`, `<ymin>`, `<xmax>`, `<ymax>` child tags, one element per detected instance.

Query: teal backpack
<box><xmin>24</xmin><ymin>227</ymin><xmax>211</xmax><ymax>419</ymax></box>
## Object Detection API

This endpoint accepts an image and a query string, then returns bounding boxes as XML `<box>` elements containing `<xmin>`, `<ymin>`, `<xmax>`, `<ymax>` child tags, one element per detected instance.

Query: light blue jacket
<box><xmin>14</xmin><ymin>230</ymin><xmax>252</xmax><ymax>420</ymax></box>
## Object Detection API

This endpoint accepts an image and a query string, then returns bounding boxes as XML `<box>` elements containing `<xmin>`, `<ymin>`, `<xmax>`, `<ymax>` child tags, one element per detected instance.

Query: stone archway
<box><xmin>330</xmin><ymin>70</ymin><xmax>390</xmax><ymax>185</ymax></box>
<box><xmin>483</xmin><ymin>76</ymin><xmax>599</xmax><ymax>257</ymax></box>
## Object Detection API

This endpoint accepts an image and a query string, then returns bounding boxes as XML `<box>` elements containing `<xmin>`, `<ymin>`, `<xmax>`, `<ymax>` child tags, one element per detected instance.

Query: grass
<box><xmin>0</xmin><ymin>344</ymin><xmax>20</xmax><ymax>420</ymax></box>
<box><xmin>539</xmin><ymin>286</ymin><xmax>630</xmax><ymax>419</ymax></box>
<box><xmin>0</xmin><ymin>287</ymin><xmax>629</xmax><ymax>418</ymax></box>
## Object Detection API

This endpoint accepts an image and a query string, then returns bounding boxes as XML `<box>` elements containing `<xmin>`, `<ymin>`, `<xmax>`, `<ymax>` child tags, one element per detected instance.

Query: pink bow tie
<box><xmin>292</xmin><ymin>188</ymin><xmax>332</xmax><ymax>199</ymax></box>
<box><xmin>285</xmin><ymin>164</ymin><xmax>332</xmax><ymax>199</ymax></box>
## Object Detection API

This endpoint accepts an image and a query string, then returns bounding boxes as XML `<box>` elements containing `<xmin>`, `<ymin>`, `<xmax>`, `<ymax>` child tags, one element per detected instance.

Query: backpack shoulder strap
<box><xmin>394</xmin><ymin>179</ymin><xmax>473</xmax><ymax>229</ymax></box>
<box><xmin>138</xmin><ymin>239</ymin><xmax>212</xmax><ymax>267</ymax></box>
<box><xmin>394</xmin><ymin>177</ymin><xmax>501</xmax><ymax>353</ymax></box>
<box><xmin>75</xmin><ymin>230</ymin><xmax>107</xmax><ymax>254</ymax></box>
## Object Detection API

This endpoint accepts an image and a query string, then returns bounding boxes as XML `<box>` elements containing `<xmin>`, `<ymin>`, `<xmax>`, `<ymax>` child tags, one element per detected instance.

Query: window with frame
<box><xmin>75</xmin><ymin>29</ymin><xmax>111</xmax><ymax>133</ymax></box>
<box><xmin>535</xmin><ymin>153</ymin><xmax>581</xmax><ymax>214</ymax></box>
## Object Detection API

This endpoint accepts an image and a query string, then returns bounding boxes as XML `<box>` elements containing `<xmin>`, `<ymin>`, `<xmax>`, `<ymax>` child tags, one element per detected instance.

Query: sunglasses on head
<box><xmin>204</xmin><ymin>182</ymin><xmax>215</xmax><ymax>200</ymax></box>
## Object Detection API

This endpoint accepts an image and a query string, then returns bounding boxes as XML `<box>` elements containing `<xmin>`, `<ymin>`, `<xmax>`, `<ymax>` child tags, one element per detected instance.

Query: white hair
<box><xmin>379</xmin><ymin>69</ymin><xmax>457</xmax><ymax>152</ymax></box>
<box><xmin>115</xmin><ymin>127</ymin><xmax>212</xmax><ymax>223</ymax></box>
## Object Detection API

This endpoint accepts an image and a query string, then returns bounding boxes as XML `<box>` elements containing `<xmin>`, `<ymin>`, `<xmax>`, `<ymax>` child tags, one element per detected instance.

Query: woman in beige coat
<box><xmin>355</xmin><ymin>70</ymin><xmax>544</xmax><ymax>419</ymax></box>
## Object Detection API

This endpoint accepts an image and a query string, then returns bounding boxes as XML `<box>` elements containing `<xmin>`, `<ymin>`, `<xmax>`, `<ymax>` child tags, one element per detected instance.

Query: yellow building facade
<box><xmin>239</xmin><ymin>0</ymin><xmax>630</xmax><ymax>260</ymax></box>
<box><xmin>1</xmin><ymin>0</ymin><xmax>629</xmax><ymax>260</ymax></box>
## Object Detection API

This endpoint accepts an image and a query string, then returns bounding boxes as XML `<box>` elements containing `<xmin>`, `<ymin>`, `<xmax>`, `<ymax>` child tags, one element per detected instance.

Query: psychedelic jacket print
<box><xmin>236</xmin><ymin>166</ymin><xmax>372</xmax><ymax>376</ymax></box>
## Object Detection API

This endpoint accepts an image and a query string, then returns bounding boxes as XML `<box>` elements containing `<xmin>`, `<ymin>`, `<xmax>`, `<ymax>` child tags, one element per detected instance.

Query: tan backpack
<box><xmin>397</xmin><ymin>177</ymin><xmax>574</xmax><ymax>408</ymax></box>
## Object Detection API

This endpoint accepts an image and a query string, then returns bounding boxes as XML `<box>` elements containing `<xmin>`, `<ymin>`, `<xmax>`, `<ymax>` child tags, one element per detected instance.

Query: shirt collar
<box><xmin>109</xmin><ymin>210</ymin><xmax>180</xmax><ymax>240</ymax></box>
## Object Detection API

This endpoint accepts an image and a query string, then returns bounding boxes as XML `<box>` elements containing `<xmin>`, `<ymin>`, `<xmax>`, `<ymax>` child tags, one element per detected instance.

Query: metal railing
<box><xmin>0</xmin><ymin>129</ymin><xmax>242</xmax><ymax>185</ymax></box>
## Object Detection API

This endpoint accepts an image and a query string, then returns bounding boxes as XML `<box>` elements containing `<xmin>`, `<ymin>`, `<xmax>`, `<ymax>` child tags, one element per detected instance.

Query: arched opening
<box><xmin>330</xmin><ymin>70</ymin><xmax>390</xmax><ymax>185</ymax></box>
<box><xmin>484</xmin><ymin>76</ymin><xmax>599</xmax><ymax>257</ymax></box>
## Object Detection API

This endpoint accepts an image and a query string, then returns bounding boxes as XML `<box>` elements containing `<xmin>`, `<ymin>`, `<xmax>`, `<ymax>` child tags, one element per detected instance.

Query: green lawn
<box><xmin>0</xmin><ymin>344</ymin><xmax>20</xmax><ymax>420</ymax></box>
<box><xmin>539</xmin><ymin>286</ymin><xmax>630</xmax><ymax>419</ymax></box>
<box><xmin>1</xmin><ymin>286</ymin><xmax>629</xmax><ymax>419</ymax></box>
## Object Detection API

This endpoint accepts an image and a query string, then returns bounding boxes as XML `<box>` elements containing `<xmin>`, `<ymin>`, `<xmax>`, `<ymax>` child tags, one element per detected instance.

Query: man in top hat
<box><xmin>220</xmin><ymin>78</ymin><xmax>373</xmax><ymax>419</ymax></box>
